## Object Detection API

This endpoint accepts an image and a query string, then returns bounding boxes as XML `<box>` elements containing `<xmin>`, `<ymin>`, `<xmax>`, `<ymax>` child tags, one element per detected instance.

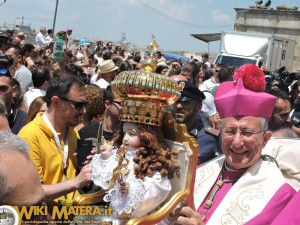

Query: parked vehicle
<box><xmin>214</xmin><ymin>31</ymin><xmax>296</xmax><ymax>71</ymax></box>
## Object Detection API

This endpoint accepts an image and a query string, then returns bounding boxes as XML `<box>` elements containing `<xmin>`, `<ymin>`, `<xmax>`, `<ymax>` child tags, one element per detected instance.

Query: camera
<box><xmin>264</xmin><ymin>66</ymin><xmax>298</xmax><ymax>93</ymax></box>
<box><xmin>291</xmin><ymin>107</ymin><xmax>300</xmax><ymax>128</ymax></box>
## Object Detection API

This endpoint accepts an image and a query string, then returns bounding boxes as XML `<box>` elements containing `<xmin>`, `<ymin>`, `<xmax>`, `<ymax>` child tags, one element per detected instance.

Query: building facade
<box><xmin>234</xmin><ymin>7</ymin><xmax>300</xmax><ymax>72</ymax></box>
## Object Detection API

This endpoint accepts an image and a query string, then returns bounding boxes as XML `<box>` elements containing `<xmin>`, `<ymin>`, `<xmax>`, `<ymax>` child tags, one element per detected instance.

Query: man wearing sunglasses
<box><xmin>18</xmin><ymin>73</ymin><xmax>93</xmax><ymax>207</ymax></box>
<box><xmin>5</xmin><ymin>46</ymin><xmax>33</xmax><ymax>92</ymax></box>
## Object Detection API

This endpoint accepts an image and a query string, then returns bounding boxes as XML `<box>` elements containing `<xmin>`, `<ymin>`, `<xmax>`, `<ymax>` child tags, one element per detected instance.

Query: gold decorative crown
<box><xmin>111</xmin><ymin>71</ymin><xmax>184</xmax><ymax>127</ymax></box>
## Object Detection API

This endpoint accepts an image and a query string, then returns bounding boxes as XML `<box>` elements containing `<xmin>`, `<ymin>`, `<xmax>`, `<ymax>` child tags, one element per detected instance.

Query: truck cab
<box><xmin>214</xmin><ymin>31</ymin><xmax>295</xmax><ymax>71</ymax></box>
<box><xmin>214</xmin><ymin>53</ymin><xmax>263</xmax><ymax>68</ymax></box>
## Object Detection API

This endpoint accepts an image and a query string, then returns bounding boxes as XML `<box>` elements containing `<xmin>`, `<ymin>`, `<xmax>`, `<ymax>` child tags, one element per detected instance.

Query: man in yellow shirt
<box><xmin>19</xmin><ymin>73</ymin><xmax>92</xmax><ymax>206</ymax></box>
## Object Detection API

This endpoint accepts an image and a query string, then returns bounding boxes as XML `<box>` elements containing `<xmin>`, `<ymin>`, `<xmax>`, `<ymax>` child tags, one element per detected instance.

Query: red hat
<box><xmin>66</xmin><ymin>28</ymin><xmax>72</xmax><ymax>33</ymax></box>
<box><xmin>214</xmin><ymin>64</ymin><xmax>276</xmax><ymax>119</ymax></box>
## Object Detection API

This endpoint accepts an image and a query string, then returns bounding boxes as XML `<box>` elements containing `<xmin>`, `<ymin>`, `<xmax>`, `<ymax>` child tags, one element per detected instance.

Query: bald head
<box><xmin>170</xmin><ymin>75</ymin><xmax>188</xmax><ymax>82</ymax></box>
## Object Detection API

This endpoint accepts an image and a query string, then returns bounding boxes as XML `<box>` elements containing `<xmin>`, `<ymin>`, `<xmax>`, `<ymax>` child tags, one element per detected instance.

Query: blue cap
<box><xmin>6</xmin><ymin>28</ymin><xmax>14</xmax><ymax>33</ymax></box>
<box><xmin>0</xmin><ymin>54</ymin><xmax>13</xmax><ymax>69</ymax></box>
<box><xmin>79</xmin><ymin>38</ymin><xmax>90</xmax><ymax>46</ymax></box>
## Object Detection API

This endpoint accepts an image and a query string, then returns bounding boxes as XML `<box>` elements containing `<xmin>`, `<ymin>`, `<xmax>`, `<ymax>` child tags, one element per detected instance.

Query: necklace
<box><xmin>201</xmin><ymin>170</ymin><xmax>239</xmax><ymax>221</ymax></box>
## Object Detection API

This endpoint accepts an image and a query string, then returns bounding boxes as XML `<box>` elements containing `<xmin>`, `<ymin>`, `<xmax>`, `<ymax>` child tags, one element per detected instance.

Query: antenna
<box><xmin>16</xmin><ymin>15</ymin><xmax>25</xmax><ymax>25</ymax></box>
<box><xmin>0</xmin><ymin>0</ymin><xmax>6</xmax><ymax>6</ymax></box>
<box><xmin>16</xmin><ymin>15</ymin><xmax>51</xmax><ymax>25</ymax></box>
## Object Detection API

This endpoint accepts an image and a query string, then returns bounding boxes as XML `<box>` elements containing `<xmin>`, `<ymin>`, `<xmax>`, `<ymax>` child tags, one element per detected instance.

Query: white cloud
<box><xmin>211</xmin><ymin>9</ymin><xmax>230</xmax><ymax>22</ymax></box>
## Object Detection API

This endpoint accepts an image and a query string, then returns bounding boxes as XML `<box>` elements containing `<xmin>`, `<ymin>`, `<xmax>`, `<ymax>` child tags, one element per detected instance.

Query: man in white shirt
<box><xmin>24</xmin><ymin>66</ymin><xmax>52</xmax><ymax>109</ymax></box>
<box><xmin>35</xmin><ymin>26</ymin><xmax>51</xmax><ymax>49</ymax></box>
<box><xmin>94</xmin><ymin>46</ymin><xmax>104</xmax><ymax>65</ymax></box>
<box><xmin>95</xmin><ymin>60</ymin><xmax>119</xmax><ymax>89</ymax></box>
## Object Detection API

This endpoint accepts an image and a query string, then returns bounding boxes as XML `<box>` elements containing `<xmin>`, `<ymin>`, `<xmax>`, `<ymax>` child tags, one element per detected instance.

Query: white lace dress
<box><xmin>92</xmin><ymin>149</ymin><xmax>172</xmax><ymax>220</ymax></box>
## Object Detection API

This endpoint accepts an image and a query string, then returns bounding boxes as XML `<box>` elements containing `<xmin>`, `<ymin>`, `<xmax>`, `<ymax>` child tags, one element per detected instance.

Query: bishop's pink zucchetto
<box><xmin>214</xmin><ymin>64</ymin><xmax>276</xmax><ymax>119</ymax></box>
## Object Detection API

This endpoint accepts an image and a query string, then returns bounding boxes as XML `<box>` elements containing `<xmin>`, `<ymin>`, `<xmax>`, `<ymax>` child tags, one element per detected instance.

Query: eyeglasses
<box><xmin>58</xmin><ymin>96</ymin><xmax>88</xmax><ymax>110</ymax></box>
<box><xmin>111</xmin><ymin>100</ymin><xmax>123</xmax><ymax>106</ymax></box>
<box><xmin>222</xmin><ymin>128</ymin><xmax>265</xmax><ymax>140</ymax></box>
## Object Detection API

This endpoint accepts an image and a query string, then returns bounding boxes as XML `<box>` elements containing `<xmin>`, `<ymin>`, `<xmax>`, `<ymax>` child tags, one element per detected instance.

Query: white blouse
<box><xmin>91</xmin><ymin>149</ymin><xmax>171</xmax><ymax>218</ymax></box>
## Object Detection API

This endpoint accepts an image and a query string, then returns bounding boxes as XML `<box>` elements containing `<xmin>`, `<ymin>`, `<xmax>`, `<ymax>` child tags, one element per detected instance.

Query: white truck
<box><xmin>214</xmin><ymin>31</ymin><xmax>296</xmax><ymax>71</ymax></box>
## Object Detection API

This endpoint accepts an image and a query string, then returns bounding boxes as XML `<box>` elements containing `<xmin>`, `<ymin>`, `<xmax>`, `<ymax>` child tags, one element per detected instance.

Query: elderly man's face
<box><xmin>221</xmin><ymin>116</ymin><xmax>272</xmax><ymax>170</ymax></box>
<box><xmin>41</xmin><ymin>29</ymin><xmax>47</xmax><ymax>35</ymax></box>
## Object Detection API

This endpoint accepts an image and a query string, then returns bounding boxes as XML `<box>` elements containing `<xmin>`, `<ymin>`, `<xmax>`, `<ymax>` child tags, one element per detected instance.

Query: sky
<box><xmin>0</xmin><ymin>0</ymin><xmax>298</xmax><ymax>54</ymax></box>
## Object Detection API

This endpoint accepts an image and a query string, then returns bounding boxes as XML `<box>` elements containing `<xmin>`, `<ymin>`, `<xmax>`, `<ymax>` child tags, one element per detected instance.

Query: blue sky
<box><xmin>0</xmin><ymin>0</ymin><xmax>298</xmax><ymax>54</ymax></box>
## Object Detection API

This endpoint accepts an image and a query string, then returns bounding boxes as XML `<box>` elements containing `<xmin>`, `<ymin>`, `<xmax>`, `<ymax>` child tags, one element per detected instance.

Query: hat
<box><xmin>66</xmin><ymin>28</ymin><xmax>72</xmax><ymax>33</ymax></box>
<box><xmin>111</xmin><ymin>70</ymin><xmax>183</xmax><ymax>127</ymax></box>
<box><xmin>6</xmin><ymin>28</ymin><xmax>14</xmax><ymax>33</ymax></box>
<box><xmin>0</xmin><ymin>54</ymin><xmax>14</xmax><ymax>69</ymax></box>
<box><xmin>17</xmin><ymin>32</ymin><xmax>25</xmax><ymax>37</ymax></box>
<box><xmin>215</xmin><ymin>64</ymin><xmax>276</xmax><ymax>119</ymax></box>
<box><xmin>79</xmin><ymin>38</ymin><xmax>90</xmax><ymax>46</ymax></box>
<box><xmin>156</xmin><ymin>61</ymin><xmax>168</xmax><ymax>67</ymax></box>
<box><xmin>178</xmin><ymin>81</ymin><xmax>205</xmax><ymax>102</ymax></box>
<box><xmin>99</xmin><ymin>60</ymin><xmax>119</xmax><ymax>73</ymax></box>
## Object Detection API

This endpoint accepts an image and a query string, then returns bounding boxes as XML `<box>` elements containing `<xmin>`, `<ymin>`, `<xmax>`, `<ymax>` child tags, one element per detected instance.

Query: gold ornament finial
<box><xmin>147</xmin><ymin>34</ymin><xmax>160</xmax><ymax>56</ymax></box>
<box><xmin>144</xmin><ymin>34</ymin><xmax>160</xmax><ymax>72</ymax></box>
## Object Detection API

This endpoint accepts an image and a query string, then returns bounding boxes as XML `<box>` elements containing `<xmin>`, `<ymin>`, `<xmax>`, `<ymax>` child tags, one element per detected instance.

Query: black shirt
<box><xmin>8</xmin><ymin>108</ymin><xmax>27</xmax><ymax>135</ymax></box>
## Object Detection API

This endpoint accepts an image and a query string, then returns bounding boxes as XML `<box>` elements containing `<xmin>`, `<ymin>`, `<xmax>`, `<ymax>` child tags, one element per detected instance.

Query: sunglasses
<box><xmin>111</xmin><ymin>100</ymin><xmax>123</xmax><ymax>106</ymax></box>
<box><xmin>59</xmin><ymin>96</ymin><xmax>88</xmax><ymax>110</ymax></box>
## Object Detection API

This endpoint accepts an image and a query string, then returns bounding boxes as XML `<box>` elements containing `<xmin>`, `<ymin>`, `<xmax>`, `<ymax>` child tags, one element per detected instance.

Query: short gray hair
<box><xmin>0</xmin><ymin>132</ymin><xmax>29</xmax><ymax>202</ymax></box>
<box><xmin>260</xmin><ymin>117</ymin><xmax>268</xmax><ymax>131</ymax></box>
<box><xmin>0</xmin><ymin>132</ymin><xmax>29</xmax><ymax>155</ymax></box>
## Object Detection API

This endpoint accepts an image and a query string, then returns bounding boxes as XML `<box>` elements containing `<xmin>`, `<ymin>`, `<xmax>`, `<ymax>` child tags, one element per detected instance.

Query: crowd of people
<box><xmin>0</xmin><ymin>25</ymin><xmax>300</xmax><ymax>224</ymax></box>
